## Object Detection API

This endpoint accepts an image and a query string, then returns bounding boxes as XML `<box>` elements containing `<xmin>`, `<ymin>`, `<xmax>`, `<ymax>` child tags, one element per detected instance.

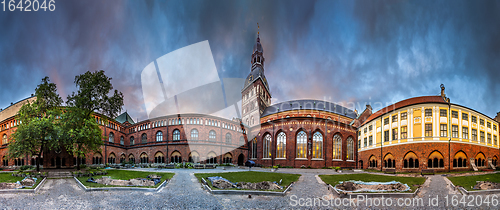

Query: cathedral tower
<box><xmin>241</xmin><ymin>28</ymin><xmax>271</xmax><ymax>127</ymax></box>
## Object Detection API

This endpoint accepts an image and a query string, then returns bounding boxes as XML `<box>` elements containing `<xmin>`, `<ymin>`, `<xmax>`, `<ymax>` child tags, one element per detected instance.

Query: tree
<box><xmin>62</xmin><ymin>70</ymin><xmax>124</xmax><ymax>170</ymax></box>
<box><xmin>8</xmin><ymin>77</ymin><xmax>63</xmax><ymax>171</ymax></box>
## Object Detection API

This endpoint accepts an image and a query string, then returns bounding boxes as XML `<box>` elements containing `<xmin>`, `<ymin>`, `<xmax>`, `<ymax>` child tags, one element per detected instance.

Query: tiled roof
<box><xmin>261</xmin><ymin>99</ymin><xmax>358</xmax><ymax>119</ymax></box>
<box><xmin>361</xmin><ymin>96</ymin><xmax>447</xmax><ymax>126</ymax></box>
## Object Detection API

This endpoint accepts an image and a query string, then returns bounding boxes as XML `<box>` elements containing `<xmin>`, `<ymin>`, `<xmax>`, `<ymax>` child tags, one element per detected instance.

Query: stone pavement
<box><xmin>1</xmin><ymin>168</ymin><xmax>500</xmax><ymax>209</ymax></box>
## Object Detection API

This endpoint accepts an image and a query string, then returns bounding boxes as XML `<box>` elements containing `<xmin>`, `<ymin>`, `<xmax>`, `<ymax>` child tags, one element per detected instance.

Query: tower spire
<box><xmin>257</xmin><ymin>23</ymin><xmax>259</xmax><ymax>37</ymax></box>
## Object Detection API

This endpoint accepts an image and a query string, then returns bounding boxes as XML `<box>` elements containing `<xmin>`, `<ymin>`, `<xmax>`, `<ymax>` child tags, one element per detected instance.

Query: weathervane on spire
<box><xmin>257</xmin><ymin>23</ymin><xmax>260</xmax><ymax>36</ymax></box>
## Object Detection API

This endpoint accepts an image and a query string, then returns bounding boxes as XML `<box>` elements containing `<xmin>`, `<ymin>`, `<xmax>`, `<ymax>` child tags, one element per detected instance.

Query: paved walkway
<box><xmin>1</xmin><ymin>168</ymin><xmax>500</xmax><ymax>209</ymax></box>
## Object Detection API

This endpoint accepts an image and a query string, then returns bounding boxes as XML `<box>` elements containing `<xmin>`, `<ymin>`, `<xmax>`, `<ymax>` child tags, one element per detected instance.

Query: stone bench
<box><xmin>384</xmin><ymin>168</ymin><xmax>396</xmax><ymax>174</ymax></box>
<box><xmin>421</xmin><ymin>169</ymin><xmax>435</xmax><ymax>175</ymax></box>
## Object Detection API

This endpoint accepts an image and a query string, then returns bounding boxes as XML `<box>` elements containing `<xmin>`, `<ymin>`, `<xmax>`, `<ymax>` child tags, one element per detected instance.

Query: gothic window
<box><xmin>130</xmin><ymin>136</ymin><xmax>134</xmax><ymax>145</ymax></box>
<box><xmin>120</xmin><ymin>136</ymin><xmax>124</xmax><ymax>145</ymax></box>
<box><xmin>312</xmin><ymin>132</ymin><xmax>323</xmax><ymax>159</ymax></box>
<box><xmin>276</xmin><ymin>132</ymin><xmax>286</xmax><ymax>158</ymax></box>
<box><xmin>109</xmin><ymin>132</ymin><xmax>114</xmax><ymax>143</ymax></box>
<box><xmin>332</xmin><ymin>134</ymin><xmax>342</xmax><ymax>160</ymax></box>
<box><xmin>141</xmin><ymin>133</ymin><xmax>147</xmax><ymax>143</ymax></box>
<box><xmin>263</xmin><ymin>134</ymin><xmax>271</xmax><ymax>158</ymax></box>
<box><xmin>225</xmin><ymin>133</ymin><xmax>232</xmax><ymax>144</ymax></box>
<box><xmin>347</xmin><ymin>137</ymin><xmax>354</xmax><ymax>161</ymax></box>
<box><xmin>173</xmin><ymin>129</ymin><xmax>180</xmax><ymax>141</ymax></box>
<box><xmin>296</xmin><ymin>131</ymin><xmax>307</xmax><ymax>158</ymax></box>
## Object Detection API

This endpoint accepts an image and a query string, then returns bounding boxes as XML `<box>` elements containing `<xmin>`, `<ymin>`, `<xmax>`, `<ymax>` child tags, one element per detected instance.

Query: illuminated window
<box><xmin>440</xmin><ymin>124</ymin><xmax>447</xmax><ymax>137</ymax></box>
<box><xmin>263</xmin><ymin>134</ymin><xmax>271</xmax><ymax>158</ymax></box>
<box><xmin>276</xmin><ymin>132</ymin><xmax>286</xmax><ymax>158</ymax></box>
<box><xmin>332</xmin><ymin>134</ymin><xmax>342</xmax><ymax>160</ymax></box>
<box><xmin>2</xmin><ymin>134</ymin><xmax>6</xmax><ymax>145</ymax></box>
<box><xmin>296</xmin><ymin>131</ymin><xmax>307</xmax><ymax>158</ymax></box>
<box><xmin>401</xmin><ymin>112</ymin><xmax>407</xmax><ymax>120</ymax></box>
<box><xmin>392</xmin><ymin>115</ymin><xmax>398</xmax><ymax>122</ymax></box>
<box><xmin>401</xmin><ymin>126</ymin><xmax>407</xmax><ymax>139</ymax></box>
<box><xmin>392</xmin><ymin>128</ymin><xmax>398</xmax><ymax>141</ymax></box>
<box><xmin>425</xmin><ymin>124</ymin><xmax>432</xmax><ymax>137</ymax></box>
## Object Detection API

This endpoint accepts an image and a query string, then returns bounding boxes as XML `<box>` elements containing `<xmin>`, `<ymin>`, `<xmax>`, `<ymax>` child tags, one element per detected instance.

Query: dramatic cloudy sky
<box><xmin>1</xmin><ymin>0</ymin><xmax>500</xmax><ymax>122</ymax></box>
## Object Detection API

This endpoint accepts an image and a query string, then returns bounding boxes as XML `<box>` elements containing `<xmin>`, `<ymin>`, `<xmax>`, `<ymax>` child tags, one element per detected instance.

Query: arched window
<box><xmin>140</xmin><ymin>153</ymin><xmax>149</xmax><ymax>164</ymax></box>
<box><xmin>312</xmin><ymin>132</ymin><xmax>323</xmax><ymax>159</ymax></box>
<box><xmin>141</xmin><ymin>133</ymin><xmax>147</xmax><ymax>143</ymax></box>
<box><xmin>120</xmin><ymin>136</ymin><xmax>124</xmax><ymax>145</ymax></box>
<box><xmin>225</xmin><ymin>133</ymin><xmax>232</xmax><ymax>144</ymax></box>
<box><xmin>403</xmin><ymin>152</ymin><xmax>419</xmax><ymax>168</ymax></box>
<box><xmin>369</xmin><ymin>155</ymin><xmax>378</xmax><ymax>168</ymax></box>
<box><xmin>251</xmin><ymin>139</ymin><xmax>258</xmax><ymax>159</ymax></box>
<box><xmin>109</xmin><ymin>132</ymin><xmax>114</xmax><ymax>143</ymax></box>
<box><xmin>92</xmin><ymin>153</ymin><xmax>103</xmax><ymax>164</ymax></box>
<box><xmin>207</xmin><ymin>152</ymin><xmax>217</xmax><ymax>164</ymax></box>
<box><xmin>130</xmin><ymin>136</ymin><xmax>135</xmax><ymax>145</ymax></box>
<box><xmin>2</xmin><ymin>134</ymin><xmax>7</xmax><ymax>145</ymax></box>
<box><xmin>428</xmin><ymin>151</ymin><xmax>444</xmax><ymax>168</ymax></box>
<box><xmin>154</xmin><ymin>152</ymin><xmax>165</xmax><ymax>163</ymax></box>
<box><xmin>156</xmin><ymin>131</ymin><xmax>163</xmax><ymax>142</ymax></box>
<box><xmin>128</xmin><ymin>154</ymin><xmax>135</xmax><ymax>163</ymax></box>
<box><xmin>347</xmin><ymin>137</ymin><xmax>354</xmax><ymax>160</ymax></box>
<box><xmin>108</xmin><ymin>153</ymin><xmax>116</xmax><ymax>164</ymax></box>
<box><xmin>296</xmin><ymin>131</ymin><xmax>307</xmax><ymax>158</ymax></box>
<box><xmin>209</xmin><ymin>130</ymin><xmax>216</xmax><ymax>141</ymax></box>
<box><xmin>333</xmin><ymin>134</ymin><xmax>342</xmax><ymax>160</ymax></box>
<box><xmin>276</xmin><ymin>132</ymin><xmax>286</xmax><ymax>158</ymax></box>
<box><xmin>171</xmin><ymin>151</ymin><xmax>181</xmax><ymax>163</ymax></box>
<box><xmin>223</xmin><ymin>153</ymin><xmax>233</xmax><ymax>164</ymax></box>
<box><xmin>120</xmin><ymin>154</ymin><xmax>126</xmax><ymax>163</ymax></box>
<box><xmin>173</xmin><ymin>129</ymin><xmax>180</xmax><ymax>141</ymax></box>
<box><xmin>189</xmin><ymin>151</ymin><xmax>200</xmax><ymax>163</ymax></box>
<box><xmin>453</xmin><ymin>151</ymin><xmax>467</xmax><ymax>168</ymax></box>
<box><xmin>191</xmin><ymin>129</ymin><xmax>199</xmax><ymax>140</ymax></box>
<box><xmin>263</xmin><ymin>134</ymin><xmax>271</xmax><ymax>158</ymax></box>
<box><xmin>475</xmin><ymin>153</ymin><xmax>486</xmax><ymax>167</ymax></box>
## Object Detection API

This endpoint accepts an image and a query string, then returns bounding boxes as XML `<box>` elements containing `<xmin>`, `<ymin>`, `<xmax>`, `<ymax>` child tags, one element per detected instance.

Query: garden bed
<box><xmin>194</xmin><ymin>171</ymin><xmax>300</xmax><ymax>192</ymax></box>
<box><xmin>447</xmin><ymin>173</ymin><xmax>500</xmax><ymax>191</ymax></box>
<box><xmin>319</xmin><ymin>174</ymin><xmax>426</xmax><ymax>193</ymax></box>
<box><xmin>75</xmin><ymin>170</ymin><xmax>174</xmax><ymax>188</ymax></box>
<box><xmin>0</xmin><ymin>173</ymin><xmax>44</xmax><ymax>190</ymax></box>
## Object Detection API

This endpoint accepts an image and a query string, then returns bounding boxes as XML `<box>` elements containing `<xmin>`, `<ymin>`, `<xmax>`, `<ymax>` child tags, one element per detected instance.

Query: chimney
<box><xmin>366</xmin><ymin>104</ymin><xmax>373</xmax><ymax>111</ymax></box>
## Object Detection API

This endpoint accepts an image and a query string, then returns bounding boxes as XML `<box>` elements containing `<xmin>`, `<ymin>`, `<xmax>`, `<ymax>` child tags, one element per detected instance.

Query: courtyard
<box><xmin>1</xmin><ymin>167</ymin><xmax>499</xmax><ymax>209</ymax></box>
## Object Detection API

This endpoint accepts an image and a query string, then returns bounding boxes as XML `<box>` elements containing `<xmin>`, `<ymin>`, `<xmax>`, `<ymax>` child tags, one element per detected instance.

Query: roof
<box><xmin>261</xmin><ymin>99</ymin><xmax>358</xmax><ymax>119</ymax></box>
<box><xmin>361</xmin><ymin>96</ymin><xmax>447</xmax><ymax>126</ymax></box>
<box><xmin>253</xmin><ymin>36</ymin><xmax>263</xmax><ymax>53</ymax></box>
<box><xmin>115</xmin><ymin>112</ymin><xmax>135</xmax><ymax>124</ymax></box>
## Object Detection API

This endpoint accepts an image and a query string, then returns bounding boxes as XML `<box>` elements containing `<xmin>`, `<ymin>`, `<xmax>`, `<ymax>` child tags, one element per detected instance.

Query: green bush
<box><xmin>20</xmin><ymin>165</ymin><xmax>35</xmax><ymax>171</ymax></box>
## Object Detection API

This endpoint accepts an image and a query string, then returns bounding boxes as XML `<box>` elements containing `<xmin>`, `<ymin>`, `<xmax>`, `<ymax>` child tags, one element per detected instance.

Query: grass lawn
<box><xmin>447</xmin><ymin>173</ymin><xmax>500</xmax><ymax>191</ymax></box>
<box><xmin>319</xmin><ymin>174</ymin><xmax>426</xmax><ymax>193</ymax></box>
<box><xmin>194</xmin><ymin>171</ymin><xmax>301</xmax><ymax>191</ymax></box>
<box><xmin>0</xmin><ymin>172</ymin><xmax>42</xmax><ymax>189</ymax></box>
<box><xmin>76</xmin><ymin>169</ymin><xmax>174</xmax><ymax>188</ymax></box>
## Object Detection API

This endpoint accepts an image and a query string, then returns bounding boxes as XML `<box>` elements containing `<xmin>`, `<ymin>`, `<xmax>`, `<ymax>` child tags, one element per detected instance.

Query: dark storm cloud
<box><xmin>1</xmin><ymin>0</ymin><xmax>500</xmax><ymax>121</ymax></box>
